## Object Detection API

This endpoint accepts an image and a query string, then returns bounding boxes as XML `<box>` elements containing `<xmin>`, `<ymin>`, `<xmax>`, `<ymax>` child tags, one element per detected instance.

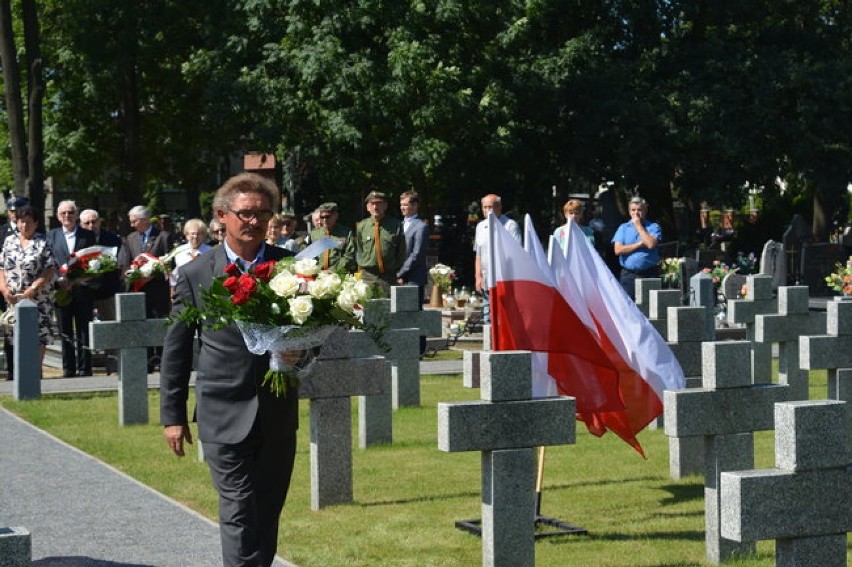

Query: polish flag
<box><xmin>488</xmin><ymin>214</ymin><xmax>623</xmax><ymax>419</ymax></box>
<box><xmin>556</xmin><ymin>218</ymin><xmax>685</xmax><ymax>455</ymax></box>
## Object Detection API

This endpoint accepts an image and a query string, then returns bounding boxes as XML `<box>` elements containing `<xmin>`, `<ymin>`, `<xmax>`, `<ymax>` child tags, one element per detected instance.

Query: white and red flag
<box><xmin>487</xmin><ymin>214</ymin><xmax>623</xmax><ymax>421</ymax></box>
<box><xmin>489</xmin><ymin>213</ymin><xmax>684</xmax><ymax>456</ymax></box>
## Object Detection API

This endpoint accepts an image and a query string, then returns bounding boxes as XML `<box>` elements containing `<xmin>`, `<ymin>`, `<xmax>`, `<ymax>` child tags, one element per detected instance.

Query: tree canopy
<box><xmin>1</xmin><ymin>0</ymin><xmax>849</xmax><ymax>238</ymax></box>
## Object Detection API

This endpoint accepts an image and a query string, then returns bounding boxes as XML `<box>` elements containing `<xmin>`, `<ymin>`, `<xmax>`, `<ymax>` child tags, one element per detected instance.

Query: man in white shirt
<box><xmin>473</xmin><ymin>193</ymin><xmax>521</xmax><ymax>323</ymax></box>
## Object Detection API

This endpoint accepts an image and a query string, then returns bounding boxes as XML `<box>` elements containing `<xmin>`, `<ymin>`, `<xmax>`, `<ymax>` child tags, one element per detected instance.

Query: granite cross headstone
<box><xmin>89</xmin><ymin>293</ymin><xmax>167</xmax><ymax>425</ymax></box>
<box><xmin>369</xmin><ymin>286</ymin><xmax>441</xmax><ymax>408</ymax></box>
<box><xmin>348</xmin><ymin>326</ymin><xmax>419</xmax><ymax>448</ymax></box>
<box><xmin>647</xmin><ymin>289</ymin><xmax>682</xmax><ymax>339</ymax></box>
<box><xmin>799</xmin><ymin>298</ymin><xmax>852</xmax><ymax>462</ymax></box>
<box><xmin>665</xmin><ymin>341</ymin><xmax>790</xmax><ymax>563</ymax></box>
<box><xmin>689</xmin><ymin>271</ymin><xmax>715</xmax><ymax>340</ymax></box>
<box><xmin>662</xmin><ymin>306</ymin><xmax>713</xmax><ymax>479</ymax></box>
<box><xmin>727</xmin><ymin>274</ymin><xmax>778</xmax><ymax>385</ymax></box>
<box><xmin>438</xmin><ymin>351</ymin><xmax>575</xmax><ymax>567</ymax></box>
<box><xmin>754</xmin><ymin>286</ymin><xmax>825</xmax><ymax>400</ymax></box>
<box><xmin>634</xmin><ymin>278</ymin><xmax>661</xmax><ymax>317</ymax></box>
<box><xmin>721</xmin><ymin>400</ymin><xmax>850</xmax><ymax>567</ymax></box>
<box><xmin>298</xmin><ymin>327</ymin><xmax>390</xmax><ymax>510</ymax></box>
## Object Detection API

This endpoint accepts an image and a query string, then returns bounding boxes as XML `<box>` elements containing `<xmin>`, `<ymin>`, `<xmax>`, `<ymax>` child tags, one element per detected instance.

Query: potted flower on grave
<box><xmin>169</xmin><ymin>257</ymin><xmax>382</xmax><ymax>396</ymax></box>
<box><xmin>428</xmin><ymin>263</ymin><xmax>456</xmax><ymax>307</ymax></box>
<box><xmin>658</xmin><ymin>257</ymin><xmax>682</xmax><ymax>289</ymax></box>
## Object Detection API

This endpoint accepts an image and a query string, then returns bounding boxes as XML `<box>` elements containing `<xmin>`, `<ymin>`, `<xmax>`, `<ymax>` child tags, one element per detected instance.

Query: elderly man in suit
<box><xmin>79</xmin><ymin>209</ymin><xmax>123</xmax><ymax>322</ymax></box>
<box><xmin>47</xmin><ymin>200</ymin><xmax>98</xmax><ymax>377</ymax></box>
<box><xmin>160</xmin><ymin>173</ymin><xmax>298</xmax><ymax>567</ymax></box>
<box><xmin>118</xmin><ymin>205</ymin><xmax>177</xmax><ymax>318</ymax></box>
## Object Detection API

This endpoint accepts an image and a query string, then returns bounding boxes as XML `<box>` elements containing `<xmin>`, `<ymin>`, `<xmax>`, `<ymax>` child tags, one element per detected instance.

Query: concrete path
<box><xmin>0</xmin><ymin>408</ymin><xmax>296</xmax><ymax>567</ymax></box>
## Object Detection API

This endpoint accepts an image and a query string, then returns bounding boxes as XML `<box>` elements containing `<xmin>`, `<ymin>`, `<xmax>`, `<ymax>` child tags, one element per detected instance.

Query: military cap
<box><xmin>6</xmin><ymin>196</ymin><xmax>28</xmax><ymax>211</ymax></box>
<box><xmin>317</xmin><ymin>202</ymin><xmax>339</xmax><ymax>212</ymax></box>
<box><xmin>364</xmin><ymin>190</ymin><xmax>387</xmax><ymax>203</ymax></box>
<box><xmin>280</xmin><ymin>208</ymin><xmax>297</xmax><ymax>218</ymax></box>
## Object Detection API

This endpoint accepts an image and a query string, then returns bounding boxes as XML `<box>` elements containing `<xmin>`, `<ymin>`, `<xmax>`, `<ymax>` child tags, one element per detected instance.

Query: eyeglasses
<box><xmin>58</xmin><ymin>210</ymin><xmax>76</xmax><ymax>216</ymax></box>
<box><xmin>318</xmin><ymin>215</ymin><xmax>332</xmax><ymax>220</ymax></box>
<box><xmin>228</xmin><ymin>209</ymin><xmax>274</xmax><ymax>223</ymax></box>
<box><xmin>212</xmin><ymin>229</ymin><xmax>226</xmax><ymax>234</ymax></box>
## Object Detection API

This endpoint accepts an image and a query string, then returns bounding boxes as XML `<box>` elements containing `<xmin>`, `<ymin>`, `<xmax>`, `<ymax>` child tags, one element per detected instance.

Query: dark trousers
<box><xmin>57</xmin><ymin>298</ymin><xmax>93</xmax><ymax>376</ymax></box>
<box><xmin>203</xmin><ymin>426</ymin><xmax>297</xmax><ymax>567</ymax></box>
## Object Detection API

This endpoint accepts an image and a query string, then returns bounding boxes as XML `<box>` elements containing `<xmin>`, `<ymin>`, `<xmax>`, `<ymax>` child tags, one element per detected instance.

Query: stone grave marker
<box><xmin>721</xmin><ymin>272</ymin><xmax>747</xmax><ymax>303</ymax></box>
<box><xmin>678</xmin><ymin>258</ymin><xmax>699</xmax><ymax>306</ymax></box>
<box><xmin>634</xmin><ymin>277</ymin><xmax>661</xmax><ymax>317</ymax></box>
<box><xmin>754</xmin><ymin>286</ymin><xmax>826</xmax><ymax>400</ymax></box>
<box><xmin>759</xmin><ymin>239</ymin><xmax>786</xmax><ymax>291</ymax></box>
<box><xmin>367</xmin><ymin>286</ymin><xmax>441</xmax><ymax>408</ymax></box>
<box><xmin>800</xmin><ymin>299</ymin><xmax>852</xmax><ymax>462</ymax></box>
<box><xmin>298</xmin><ymin>328</ymin><xmax>390</xmax><ymax>510</ymax></box>
<box><xmin>348</xmin><ymin>326</ymin><xmax>419</xmax><ymax>448</ymax></box>
<box><xmin>0</xmin><ymin>526</ymin><xmax>31</xmax><ymax>566</ymax></box>
<box><xmin>438</xmin><ymin>351</ymin><xmax>575</xmax><ymax>567</ymax></box>
<box><xmin>647</xmin><ymin>289</ymin><xmax>682</xmax><ymax>339</ymax></box>
<box><xmin>727</xmin><ymin>274</ymin><xmax>778</xmax><ymax>385</ymax></box>
<box><xmin>689</xmin><ymin>271</ymin><xmax>715</xmax><ymax>340</ymax></box>
<box><xmin>799</xmin><ymin>242</ymin><xmax>844</xmax><ymax>297</ymax></box>
<box><xmin>662</xmin><ymin>305</ymin><xmax>713</xmax><ymax>478</ymax></box>
<box><xmin>665</xmin><ymin>341</ymin><xmax>790</xmax><ymax>563</ymax></box>
<box><xmin>89</xmin><ymin>293</ymin><xmax>167</xmax><ymax>425</ymax></box>
<box><xmin>721</xmin><ymin>400</ymin><xmax>850</xmax><ymax>567</ymax></box>
<box><xmin>12</xmin><ymin>300</ymin><xmax>41</xmax><ymax>400</ymax></box>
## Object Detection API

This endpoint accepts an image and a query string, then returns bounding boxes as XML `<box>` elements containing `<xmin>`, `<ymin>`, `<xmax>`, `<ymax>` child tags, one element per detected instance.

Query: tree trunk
<box><xmin>22</xmin><ymin>0</ymin><xmax>44</xmax><ymax>209</ymax></box>
<box><xmin>0</xmin><ymin>0</ymin><xmax>28</xmax><ymax>197</ymax></box>
<box><xmin>120</xmin><ymin>6</ymin><xmax>143</xmax><ymax>201</ymax></box>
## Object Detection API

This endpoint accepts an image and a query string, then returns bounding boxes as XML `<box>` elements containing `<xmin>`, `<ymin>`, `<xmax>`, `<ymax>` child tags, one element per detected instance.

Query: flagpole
<box><xmin>535</xmin><ymin>446</ymin><xmax>546</xmax><ymax>516</ymax></box>
<box><xmin>487</xmin><ymin>212</ymin><xmax>498</xmax><ymax>349</ymax></box>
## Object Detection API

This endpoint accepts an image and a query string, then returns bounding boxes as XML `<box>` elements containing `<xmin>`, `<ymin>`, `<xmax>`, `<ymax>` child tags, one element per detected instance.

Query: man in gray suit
<box><xmin>160</xmin><ymin>173</ymin><xmax>297</xmax><ymax>567</ymax></box>
<box><xmin>396</xmin><ymin>190</ymin><xmax>430</xmax><ymax>354</ymax></box>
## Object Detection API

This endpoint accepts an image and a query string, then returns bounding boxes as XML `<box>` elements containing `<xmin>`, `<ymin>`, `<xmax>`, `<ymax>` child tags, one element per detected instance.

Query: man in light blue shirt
<box><xmin>612</xmin><ymin>196</ymin><xmax>662</xmax><ymax>300</ymax></box>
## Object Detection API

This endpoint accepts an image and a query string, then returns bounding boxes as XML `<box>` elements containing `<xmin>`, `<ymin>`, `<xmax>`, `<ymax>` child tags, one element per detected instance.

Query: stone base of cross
<box><xmin>721</xmin><ymin>401</ymin><xmax>850</xmax><ymax>567</ymax></box>
<box><xmin>89</xmin><ymin>293</ymin><xmax>167</xmax><ymax>425</ymax></box>
<box><xmin>297</xmin><ymin>327</ymin><xmax>390</xmax><ymax>510</ymax></box>
<box><xmin>438</xmin><ymin>351</ymin><xmax>576</xmax><ymax>567</ymax></box>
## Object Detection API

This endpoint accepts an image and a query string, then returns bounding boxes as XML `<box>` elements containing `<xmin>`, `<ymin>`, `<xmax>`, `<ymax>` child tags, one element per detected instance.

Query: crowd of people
<box><xmin>0</xmin><ymin>183</ymin><xmax>434</xmax><ymax>380</ymax></box>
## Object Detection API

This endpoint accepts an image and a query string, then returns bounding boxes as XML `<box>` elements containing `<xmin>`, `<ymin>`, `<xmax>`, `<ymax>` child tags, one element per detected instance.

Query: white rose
<box><xmin>88</xmin><ymin>258</ymin><xmax>101</xmax><ymax>272</ymax></box>
<box><xmin>288</xmin><ymin>295</ymin><xmax>314</xmax><ymax>325</ymax></box>
<box><xmin>309</xmin><ymin>272</ymin><xmax>342</xmax><ymax>299</ymax></box>
<box><xmin>139</xmin><ymin>262</ymin><xmax>154</xmax><ymax>277</ymax></box>
<box><xmin>294</xmin><ymin>258</ymin><xmax>320</xmax><ymax>276</ymax></box>
<box><xmin>352</xmin><ymin>280</ymin><xmax>370</xmax><ymax>300</ymax></box>
<box><xmin>269</xmin><ymin>271</ymin><xmax>300</xmax><ymax>298</ymax></box>
<box><xmin>337</xmin><ymin>287</ymin><xmax>358</xmax><ymax>313</ymax></box>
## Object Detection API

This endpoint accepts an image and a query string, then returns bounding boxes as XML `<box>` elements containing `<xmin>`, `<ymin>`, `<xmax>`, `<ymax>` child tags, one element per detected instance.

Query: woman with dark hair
<box><xmin>0</xmin><ymin>205</ymin><xmax>57</xmax><ymax>368</ymax></box>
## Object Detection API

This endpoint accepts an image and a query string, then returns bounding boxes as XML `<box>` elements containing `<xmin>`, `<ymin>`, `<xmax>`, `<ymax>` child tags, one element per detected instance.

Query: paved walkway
<box><xmin>0</xmin><ymin>359</ymin><xmax>462</xmax><ymax>566</ymax></box>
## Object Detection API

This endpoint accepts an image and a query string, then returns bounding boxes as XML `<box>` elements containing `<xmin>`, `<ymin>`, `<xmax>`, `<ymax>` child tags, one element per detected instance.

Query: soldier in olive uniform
<box><xmin>308</xmin><ymin>202</ymin><xmax>356</xmax><ymax>272</ymax></box>
<box><xmin>355</xmin><ymin>191</ymin><xmax>406</xmax><ymax>295</ymax></box>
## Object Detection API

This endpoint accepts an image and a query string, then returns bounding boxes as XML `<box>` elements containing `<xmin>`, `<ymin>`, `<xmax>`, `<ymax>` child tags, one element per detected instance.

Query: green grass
<box><xmin>2</xmin><ymin>369</ymin><xmax>849</xmax><ymax>566</ymax></box>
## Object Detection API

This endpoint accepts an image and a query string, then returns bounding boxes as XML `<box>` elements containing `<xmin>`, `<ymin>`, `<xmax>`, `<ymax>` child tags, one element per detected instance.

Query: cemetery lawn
<box><xmin>2</xmin><ymin>370</ymin><xmax>849</xmax><ymax>566</ymax></box>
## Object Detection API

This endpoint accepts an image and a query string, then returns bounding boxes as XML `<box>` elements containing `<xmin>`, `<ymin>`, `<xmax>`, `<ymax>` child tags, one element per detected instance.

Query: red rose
<box><xmin>238</xmin><ymin>273</ymin><xmax>257</xmax><ymax>294</ymax></box>
<box><xmin>224</xmin><ymin>262</ymin><xmax>241</xmax><ymax>277</ymax></box>
<box><xmin>231</xmin><ymin>289</ymin><xmax>250</xmax><ymax>305</ymax></box>
<box><xmin>222</xmin><ymin>276</ymin><xmax>239</xmax><ymax>293</ymax></box>
<box><xmin>252</xmin><ymin>260</ymin><xmax>275</xmax><ymax>282</ymax></box>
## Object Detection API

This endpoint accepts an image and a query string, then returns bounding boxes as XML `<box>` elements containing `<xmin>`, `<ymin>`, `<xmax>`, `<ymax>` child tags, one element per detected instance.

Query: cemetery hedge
<box><xmin>2</xmin><ymin>371</ymin><xmax>849</xmax><ymax>566</ymax></box>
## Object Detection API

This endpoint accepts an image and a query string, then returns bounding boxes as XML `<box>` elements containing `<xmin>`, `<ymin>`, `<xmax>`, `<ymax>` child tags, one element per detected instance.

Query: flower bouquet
<box><xmin>733</xmin><ymin>251</ymin><xmax>758</xmax><ymax>275</ymax></box>
<box><xmin>824</xmin><ymin>256</ymin><xmax>852</xmax><ymax>296</ymax></box>
<box><xmin>702</xmin><ymin>260</ymin><xmax>734</xmax><ymax>286</ymax></box>
<box><xmin>659</xmin><ymin>257</ymin><xmax>681</xmax><ymax>288</ymax></box>
<box><xmin>171</xmin><ymin>256</ymin><xmax>379</xmax><ymax>397</ymax></box>
<box><xmin>54</xmin><ymin>245</ymin><xmax>119</xmax><ymax>307</ymax></box>
<box><xmin>125</xmin><ymin>253</ymin><xmax>168</xmax><ymax>292</ymax></box>
<box><xmin>429</xmin><ymin>263</ymin><xmax>456</xmax><ymax>291</ymax></box>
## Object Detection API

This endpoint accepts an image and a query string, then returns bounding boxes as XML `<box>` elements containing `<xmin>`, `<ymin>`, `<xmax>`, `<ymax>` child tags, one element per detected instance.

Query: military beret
<box><xmin>317</xmin><ymin>202</ymin><xmax>338</xmax><ymax>212</ymax></box>
<box><xmin>364</xmin><ymin>190</ymin><xmax>387</xmax><ymax>203</ymax></box>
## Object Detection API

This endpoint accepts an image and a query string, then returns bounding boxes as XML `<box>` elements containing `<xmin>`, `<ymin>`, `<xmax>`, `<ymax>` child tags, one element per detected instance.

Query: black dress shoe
<box><xmin>78</xmin><ymin>370</ymin><xmax>92</xmax><ymax>377</ymax></box>
<box><xmin>63</xmin><ymin>371</ymin><xmax>75</xmax><ymax>378</ymax></box>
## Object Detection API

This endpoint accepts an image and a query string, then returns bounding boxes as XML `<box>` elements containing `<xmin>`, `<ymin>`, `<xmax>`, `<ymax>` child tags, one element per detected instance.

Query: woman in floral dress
<box><xmin>0</xmin><ymin>205</ymin><xmax>57</xmax><ymax>362</ymax></box>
